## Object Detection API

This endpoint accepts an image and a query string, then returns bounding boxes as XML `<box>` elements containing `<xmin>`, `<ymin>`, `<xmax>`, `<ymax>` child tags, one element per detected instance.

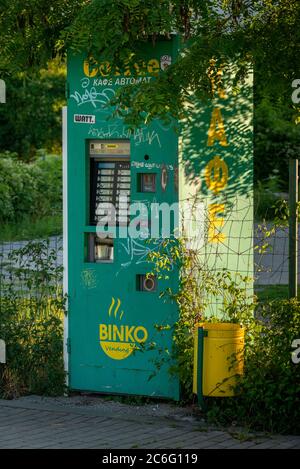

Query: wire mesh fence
<box><xmin>0</xmin><ymin>195</ymin><xmax>297</xmax><ymax>301</ymax></box>
<box><xmin>0</xmin><ymin>236</ymin><xmax>63</xmax><ymax>297</ymax></box>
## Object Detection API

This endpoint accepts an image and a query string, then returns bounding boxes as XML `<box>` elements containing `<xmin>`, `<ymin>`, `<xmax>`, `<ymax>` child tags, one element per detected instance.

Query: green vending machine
<box><xmin>64</xmin><ymin>37</ymin><xmax>253</xmax><ymax>399</ymax></box>
<box><xmin>64</xmin><ymin>39</ymin><xmax>181</xmax><ymax>399</ymax></box>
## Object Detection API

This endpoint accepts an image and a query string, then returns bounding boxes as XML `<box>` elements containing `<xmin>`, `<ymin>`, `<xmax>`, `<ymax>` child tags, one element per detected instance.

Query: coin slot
<box><xmin>136</xmin><ymin>274</ymin><xmax>157</xmax><ymax>292</ymax></box>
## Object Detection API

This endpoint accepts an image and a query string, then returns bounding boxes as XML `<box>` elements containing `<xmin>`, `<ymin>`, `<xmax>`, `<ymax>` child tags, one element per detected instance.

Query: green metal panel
<box><xmin>67</xmin><ymin>39</ymin><xmax>180</xmax><ymax>399</ymax></box>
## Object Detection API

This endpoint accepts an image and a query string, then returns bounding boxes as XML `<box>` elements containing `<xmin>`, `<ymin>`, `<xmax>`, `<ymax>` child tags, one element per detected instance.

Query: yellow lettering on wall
<box><xmin>205</xmin><ymin>156</ymin><xmax>228</xmax><ymax>194</ymax></box>
<box><xmin>83</xmin><ymin>58</ymin><xmax>160</xmax><ymax>78</ymax></box>
<box><xmin>99</xmin><ymin>61</ymin><xmax>111</xmax><ymax>77</ymax></box>
<box><xmin>124</xmin><ymin>60</ymin><xmax>131</xmax><ymax>77</ymax></box>
<box><xmin>133</xmin><ymin>62</ymin><xmax>140</xmax><ymax>75</ymax></box>
<box><xmin>133</xmin><ymin>326</ymin><xmax>148</xmax><ymax>343</ymax></box>
<box><xmin>83</xmin><ymin>58</ymin><xmax>98</xmax><ymax>78</ymax></box>
<box><xmin>114</xmin><ymin>65</ymin><xmax>121</xmax><ymax>76</ymax></box>
<box><xmin>210</xmin><ymin>71</ymin><xmax>227</xmax><ymax>99</ymax></box>
<box><xmin>208</xmin><ymin>204</ymin><xmax>226</xmax><ymax>243</ymax></box>
<box><xmin>147</xmin><ymin>59</ymin><xmax>160</xmax><ymax>75</ymax></box>
<box><xmin>134</xmin><ymin>61</ymin><xmax>146</xmax><ymax>76</ymax></box>
<box><xmin>99</xmin><ymin>324</ymin><xmax>108</xmax><ymax>341</ymax></box>
<box><xmin>207</xmin><ymin>60</ymin><xmax>227</xmax><ymax>99</ymax></box>
<box><xmin>207</xmin><ymin>108</ymin><xmax>228</xmax><ymax>147</ymax></box>
<box><xmin>125</xmin><ymin>326</ymin><xmax>135</xmax><ymax>342</ymax></box>
<box><xmin>214</xmin><ymin>68</ymin><xmax>227</xmax><ymax>99</ymax></box>
<box><xmin>113</xmin><ymin>324</ymin><xmax>124</xmax><ymax>342</ymax></box>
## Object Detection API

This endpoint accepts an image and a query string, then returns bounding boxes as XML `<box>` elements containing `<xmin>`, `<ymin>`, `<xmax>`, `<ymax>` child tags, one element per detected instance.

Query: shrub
<box><xmin>207</xmin><ymin>299</ymin><xmax>300</xmax><ymax>434</ymax></box>
<box><xmin>0</xmin><ymin>152</ymin><xmax>62</xmax><ymax>224</ymax></box>
<box><xmin>254</xmin><ymin>171</ymin><xmax>284</xmax><ymax>221</ymax></box>
<box><xmin>148</xmin><ymin>237</ymin><xmax>255</xmax><ymax>402</ymax></box>
<box><xmin>149</xmin><ymin>237</ymin><xmax>300</xmax><ymax>434</ymax></box>
<box><xmin>0</xmin><ymin>63</ymin><xmax>65</xmax><ymax>160</ymax></box>
<box><xmin>0</xmin><ymin>240</ymin><xmax>66</xmax><ymax>397</ymax></box>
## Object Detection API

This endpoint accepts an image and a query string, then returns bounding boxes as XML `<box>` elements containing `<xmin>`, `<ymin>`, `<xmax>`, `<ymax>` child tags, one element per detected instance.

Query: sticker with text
<box><xmin>74</xmin><ymin>114</ymin><xmax>95</xmax><ymax>124</ymax></box>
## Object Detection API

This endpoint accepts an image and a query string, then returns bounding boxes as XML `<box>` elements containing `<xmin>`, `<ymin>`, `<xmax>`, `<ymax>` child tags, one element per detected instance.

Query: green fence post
<box><xmin>197</xmin><ymin>327</ymin><xmax>207</xmax><ymax>409</ymax></box>
<box><xmin>289</xmin><ymin>159</ymin><xmax>298</xmax><ymax>299</ymax></box>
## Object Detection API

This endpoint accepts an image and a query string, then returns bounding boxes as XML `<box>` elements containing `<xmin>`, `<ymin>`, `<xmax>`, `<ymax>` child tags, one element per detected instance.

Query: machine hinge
<box><xmin>67</xmin><ymin>338</ymin><xmax>71</xmax><ymax>354</ymax></box>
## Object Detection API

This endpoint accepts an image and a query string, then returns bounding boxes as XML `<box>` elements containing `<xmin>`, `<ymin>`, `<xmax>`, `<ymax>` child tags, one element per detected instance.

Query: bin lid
<box><xmin>195</xmin><ymin>322</ymin><xmax>244</xmax><ymax>338</ymax></box>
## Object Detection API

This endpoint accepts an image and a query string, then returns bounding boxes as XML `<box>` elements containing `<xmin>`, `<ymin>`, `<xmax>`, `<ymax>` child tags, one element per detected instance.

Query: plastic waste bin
<box><xmin>193</xmin><ymin>323</ymin><xmax>244</xmax><ymax>397</ymax></box>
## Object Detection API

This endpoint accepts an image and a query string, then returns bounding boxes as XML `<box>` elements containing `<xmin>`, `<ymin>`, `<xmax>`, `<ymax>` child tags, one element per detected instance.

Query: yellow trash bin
<box><xmin>193</xmin><ymin>323</ymin><xmax>244</xmax><ymax>397</ymax></box>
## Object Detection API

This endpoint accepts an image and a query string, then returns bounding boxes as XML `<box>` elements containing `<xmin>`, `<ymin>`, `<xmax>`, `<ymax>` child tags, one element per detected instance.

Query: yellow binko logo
<box><xmin>99</xmin><ymin>298</ymin><xmax>148</xmax><ymax>360</ymax></box>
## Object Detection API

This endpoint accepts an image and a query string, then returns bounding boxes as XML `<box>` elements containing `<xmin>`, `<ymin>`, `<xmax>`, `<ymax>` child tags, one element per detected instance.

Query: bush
<box><xmin>148</xmin><ymin>238</ymin><xmax>255</xmax><ymax>402</ymax></box>
<box><xmin>254</xmin><ymin>179</ymin><xmax>281</xmax><ymax>221</ymax></box>
<box><xmin>0</xmin><ymin>62</ymin><xmax>65</xmax><ymax>159</ymax></box>
<box><xmin>0</xmin><ymin>240</ymin><xmax>66</xmax><ymax>397</ymax></box>
<box><xmin>0</xmin><ymin>152</ymin><xmax>62</xmax><ymax>224</ymax></box>
<box><xmin>207</xmin><ymin>299</ymin><xmax>300</xmax><ymax>434</ymax></box>
<box><xmin>149</xmin><ymin>237</ymin><xmax>300</xmax><ymax>434</ymax></box>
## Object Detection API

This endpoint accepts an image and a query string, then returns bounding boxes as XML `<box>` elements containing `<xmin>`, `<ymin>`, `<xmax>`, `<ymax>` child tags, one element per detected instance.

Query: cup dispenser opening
<box><xmin>87</xmin><ymin>234</ymin><xmax>114</xmax><ymax>263</ymax></box>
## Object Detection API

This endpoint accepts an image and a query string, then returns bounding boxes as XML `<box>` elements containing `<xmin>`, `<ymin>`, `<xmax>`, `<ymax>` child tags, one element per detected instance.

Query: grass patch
<box><xmin>0</xmin><ymin>214</ymin><xmax>62</xmax><ymax>242</ymax></box>
<box><xmin>229</xmin><ymin>431</ymin><xmax>256</xmax><ymax>442</ymax></box>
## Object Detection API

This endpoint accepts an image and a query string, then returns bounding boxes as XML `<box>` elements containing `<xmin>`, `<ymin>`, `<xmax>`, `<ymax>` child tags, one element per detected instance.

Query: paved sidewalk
<box><xmin>0</xmin><ymin>396</ymin><xmax>299</xmax><ymax>449</ymax></box>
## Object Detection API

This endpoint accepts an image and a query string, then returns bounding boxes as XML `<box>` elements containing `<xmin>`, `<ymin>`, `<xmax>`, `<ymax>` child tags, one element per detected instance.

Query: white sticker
<box><xmin>74</xmin><ymin>114</ymin><xmax>95</xmax><ymax>124</ymax></box>
<box><xmin>161</xmin><ymin>166</ymin><xmax>168</xmax><ymax>191</ymax></box>
<box><xmin>0</xmin><ymin>339</ymin><xmax>6</xmax><ymax>364</ymax></box>
<box><xmin>160</xmin><ymin>55</ymin><xmax>172</xmax><ymax>71</ymax></box>
<box><xmin>0</xmin><ymin>79</ymin><xmax>6</xmax><ymax>104</ymax></box>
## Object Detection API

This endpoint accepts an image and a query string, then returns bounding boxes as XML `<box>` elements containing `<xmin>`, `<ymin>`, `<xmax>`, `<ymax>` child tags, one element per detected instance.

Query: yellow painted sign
<box><xmin>208</xmin><ymin>204</ymin><xmax>226</xmax><ymax>243</ymax></box>
<box><xmin>205</xmin><ymin>65</ymin><xmax>229</xmax><ymax>243</ymax></box>
<box><xmin>204</xmin><ymin>155</ymin><xmax>228</xmax><ymax>195</ymax></box>
<box><xmin>99</xmin><ymin>298</ymin><xmax>148</xmax><ymax>360</ymax></box>
<box><xmin>207</xmin><ymin>107</ymin><xmax>228</xmax><ymax>147</ymax></box>
<box><xmin>83</xmin><ymin>57</ymin><xmax>160</xmax><ymax>78</ymax></box>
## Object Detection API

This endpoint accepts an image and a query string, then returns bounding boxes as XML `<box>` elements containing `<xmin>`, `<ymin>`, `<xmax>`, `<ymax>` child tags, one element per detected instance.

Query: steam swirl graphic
<box><xmin>108</xmin><ymin>297</ymin><xmax>124</xmax><ymax>320</ymax></box>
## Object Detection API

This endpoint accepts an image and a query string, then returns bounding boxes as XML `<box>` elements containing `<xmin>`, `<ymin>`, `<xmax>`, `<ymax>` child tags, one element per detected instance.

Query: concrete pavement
<box><xmin>0</xmin><ymin>396</ymin><xmax>299</xmax><ymax>449</ymax></box>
